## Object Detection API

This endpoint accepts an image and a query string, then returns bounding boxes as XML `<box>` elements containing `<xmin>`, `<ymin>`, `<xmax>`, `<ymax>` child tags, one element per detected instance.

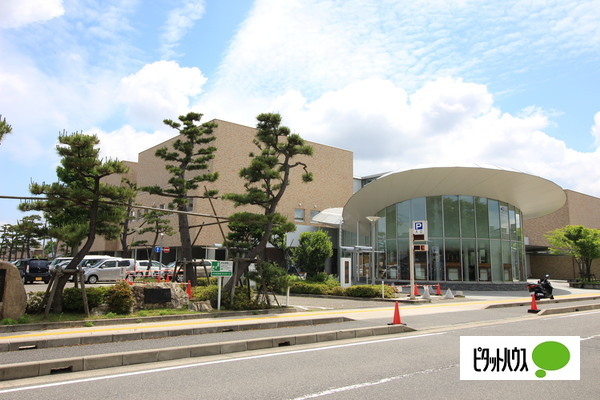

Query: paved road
<box><xmin>1</xmin><ymin>305</ymin><xmax>598</xmax><ymax>399</ymax></box>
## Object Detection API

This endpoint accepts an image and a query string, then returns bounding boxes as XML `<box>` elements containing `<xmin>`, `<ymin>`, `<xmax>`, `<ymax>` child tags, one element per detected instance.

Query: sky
<box><xmin>1</xmin><ymin>0</ymin><xmax>599</xmax><ymax>226</ymax></box>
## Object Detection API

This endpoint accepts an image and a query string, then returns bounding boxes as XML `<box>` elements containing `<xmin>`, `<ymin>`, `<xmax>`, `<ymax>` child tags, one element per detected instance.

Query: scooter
<box><xmin>527</xmin><ymin>278</ymin><xmax>554</xmax><ymax>300</ymax></box>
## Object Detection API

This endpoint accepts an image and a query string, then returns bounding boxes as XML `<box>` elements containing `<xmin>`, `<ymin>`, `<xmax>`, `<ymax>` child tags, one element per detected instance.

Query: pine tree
<box><xmin>141</xmin><ymin>112</ymin><xmax>218</xmax><ymax>286</ymax></box>
<box><xmin>20</xmin><ymin>132</ymin><xmax>133</xmax><ymax>314</ymax></box>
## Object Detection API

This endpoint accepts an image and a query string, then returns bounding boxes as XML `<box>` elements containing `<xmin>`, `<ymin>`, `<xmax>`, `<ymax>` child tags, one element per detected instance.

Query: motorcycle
<box><xmin>527</xmin><ymin>276</ymin><xmax>554</xmax><ymax>300</ymax></box>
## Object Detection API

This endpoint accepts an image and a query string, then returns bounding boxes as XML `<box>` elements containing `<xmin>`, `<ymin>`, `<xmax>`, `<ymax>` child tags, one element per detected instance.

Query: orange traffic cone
<box><xmin>157</xmin><ymin>274</ymin><xmax>161</xmax><ymax>283</ymax></box>
<box><xmin>388</xmin><ymin>301</ymin><xmax>403</xmax><ymax>325</ymax></box>
<box><xmin>186</xmin><ymin>280</ymin><xmax>193</xmax><ymax>299</ymax></box>
<box><xmin>528</xmin><ymin>293</ymin><xmax>540</xmax><ymax>313</ymax></box>
<box><xmin>413</xmin><ymin>285</ymin><xmax>419</xmax><ymax>296</ymax></box>
<box><xmin>436</xmin><ymin>283</ymin><xmax>442</xmax><ymax>295</ymax></box>
<box><xmin>165</xmin><ymin>274</ymin><xmax>171</xmax><ymax>283</ymax></box>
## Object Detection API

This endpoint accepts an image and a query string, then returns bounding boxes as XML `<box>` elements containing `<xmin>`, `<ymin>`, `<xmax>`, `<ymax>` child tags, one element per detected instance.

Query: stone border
<box><xmin>0</xmin><ymin>307</ymin><xmax>297</xmax><ymax>334</ymax></box>
<box><xmin>484</xmin><ymin>295</ymin><xmax>600</xmax><ymax>309</ymax></box>
<box><xmin>0</xmin><ymin>317</ymin><xmax>350</xmax><ymax>353</ymax></box>
<box><xmin>0</xmin><ymin>324</ymin><xmax>415</xmax><ymax>381</ymax></box>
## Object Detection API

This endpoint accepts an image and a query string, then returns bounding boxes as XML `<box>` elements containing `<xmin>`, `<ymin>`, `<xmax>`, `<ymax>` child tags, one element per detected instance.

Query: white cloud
<box><xmin>117</xmin><ymin>61</ymin><xmax>207</xmax><ymax>129</ymax></box>
<box><xmin>0</xmin><ymin>0</ymin><xmax>64</xmax><ymax>29</ymax></box>
<box><xmin>212</xmin><ymin>0</ymin><xmax>600</xmax><ymax>101</ymax></box>
<box><xmin>210</xmin><ymin>76</ymin><xmax>600</xmax><ymax>198</ymax></box>
<box><xmin>592</xmin><ymin>112</ymin><xmax>600</xmax><ymax>148</ymax></box>
<box><xmin>92</xmin><ymin>125</ymin><xmax>175</xmax><ymax>163</ymax></box>
<box><xmin>160</xmin><ymin>0</ymin><xmax>207</xmax><ymax>59</ymax></box>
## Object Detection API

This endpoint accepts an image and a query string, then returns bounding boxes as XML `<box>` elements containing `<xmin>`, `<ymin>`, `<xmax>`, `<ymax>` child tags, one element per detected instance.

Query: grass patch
<box><xmin>2</xmin><ymin>308</ymin><xmax>207</xmax><ymax>326</ymax></box>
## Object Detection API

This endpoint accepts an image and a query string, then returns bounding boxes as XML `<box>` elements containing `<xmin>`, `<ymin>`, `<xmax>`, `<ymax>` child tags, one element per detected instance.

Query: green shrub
<box><xmin>197</xmin><ymin>277</ymin><xmax>218</xmax><ymax>286</ymax></box>
<box><xmin>1</xmin><ymin>318</ymin><xmax>17</xmax><ymax>325</ymax></box>
<box><xmin>289</xmin><ymin>281</ymin><xmax>329</xmax><ymax>295</ymax></box>
<box><xmin>193</xmin><ymin>285</ymin><xmax>219</xmax><ymax>302</ymax></box>
<box><xmin>62</xmin><ymin>287</ymin><xmax>110</xmax><ymax>313</ymax></box>
<box><xmin>223</xmin><ymin>287</ymin><xmax>265</xmax><ymax>310</ymax></box>
<box><xmin>344</xmin><ymin>285</ymin><xmax>391</xmax><ymax>298</ymax></box>
<box><xmin>26</xmin><ymin>291</ymin><xmax>46</xmax><ymax>314</ymax></box>
<box><xmin>328</xmin><ymin>286</ymin><xmax>346</xmax><ymax>296</ymax></box>
<box><xmin>105</xmin><ymin>281</ymin><xmax>134</xmax><ymax>314</ymax></box>
<box><xmin>17</xmin><ymin>314</ymin><xmax>31</xmax><ymax>324</ymax></box>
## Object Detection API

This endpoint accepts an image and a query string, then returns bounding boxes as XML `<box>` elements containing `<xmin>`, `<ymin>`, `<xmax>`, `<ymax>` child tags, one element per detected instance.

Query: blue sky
<box><xmin>1</xmin><ymin>0</ymin><xmax>599</xmax><ymax>226</ymax></box>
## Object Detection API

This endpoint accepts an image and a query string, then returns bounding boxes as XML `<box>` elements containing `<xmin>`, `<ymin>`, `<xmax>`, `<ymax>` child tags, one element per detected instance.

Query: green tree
<box><xmin>545</xmin><ymin>225</ymin><xmax>600</xmax><ymax>281</ymax></box>
<box><xmin>0</xmin><ymin>224</ymin><xmax>19</xmax><ymax>260</ymax></box>
<box><xmin>19</xmin><ymin>132</ymin><xmax>133</xmax><ymax>314</ymax></box>
<box><xmin>0</xmin><ymin>114</ymin><xmax>12</xmax><ymax>143</ymax></box>
<box><xmin>292</xmin><ymin>230</ymin><xmax>334</xmax><ymax>279</ymax></box>
<box><xmin>223</xmin><ymin>113</ymin><xmax>313</xmax><ymax>294</ymax></box>
<box><xmin>14</xmin><ymin>215</ymin><xmax>46</xmax><ymax>258</ymax></box>
<box><xmin>135</xmin><ymin>210</ymin><xmax>175</xmax><ymax>264</ymax></box>
<box><xmin>119</xmin><ymin>178</ymin><xmax>139</xmax><ymax>258</ymax></box>
<box><xmin>141</xmin><ymin>112</ymin><xmax>218</xmax><ymax>286</ymax></box>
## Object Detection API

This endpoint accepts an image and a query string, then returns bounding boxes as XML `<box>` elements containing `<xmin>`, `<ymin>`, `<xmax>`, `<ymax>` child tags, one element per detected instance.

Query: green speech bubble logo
<box><xmin>532</xmin><ymin>341</ymin><xmax>570</xmax><ymax>378</ymax></box>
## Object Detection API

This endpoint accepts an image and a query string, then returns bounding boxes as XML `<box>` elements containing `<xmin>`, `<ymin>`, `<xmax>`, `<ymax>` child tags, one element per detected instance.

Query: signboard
<box><xmin>163</xmin><ymin>247</ymin><xmax>170</xmax><ymax>253</ymax></box>
<box><xmin>413</xmin><ymin>221</ymin><xmax>425</xmax><ymax>234</ymax></box>
<box><xmin>154</xmin><ymin>246</ymin><xmax>161</xmax><ymax>253</ymax></box>
<box><xmin>0</xmin><ymin>269</ymin><xmax>5</xmax><ymax>301</ymax></box>
<box><xmin>211</xmin><ymin>260</ymin><xmax>233</xmax><ymax>277</ymax></box>
<box><xmin>412</xmin><ymin>220</ymin><xmax>428</xmax><ymax>241</ymax></box>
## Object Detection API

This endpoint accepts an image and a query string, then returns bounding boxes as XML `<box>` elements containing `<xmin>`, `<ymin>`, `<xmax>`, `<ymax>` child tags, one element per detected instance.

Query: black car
<box><xmin>14</xmin><ymin>258</ymin><xmax>51</xmax><ymax>284</ymax></box>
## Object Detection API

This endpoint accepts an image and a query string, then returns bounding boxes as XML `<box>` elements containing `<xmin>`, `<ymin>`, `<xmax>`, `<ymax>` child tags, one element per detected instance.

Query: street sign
<box><xmin>412</xmin><ymin>220</ymin><xmax>428</xmax><ymax>241</ymax></box>
<box><xmin>163</xmin><ymin>247</ymin><xmax>170</xmax><ymax>253</ymax></box>
<box><xmin>154</xmin><ymin>246</ymin><xmax>161</xmax><ymax>253</ymax></box>
<box><xmin>413</xmin><ymin>221</ymin><xmax>425</xmax><ymax>234</ymax></box>
<box><xmin>211</xmin><ymin>261</ymin><xmax>233</xmax><ymax>277</ymax></box>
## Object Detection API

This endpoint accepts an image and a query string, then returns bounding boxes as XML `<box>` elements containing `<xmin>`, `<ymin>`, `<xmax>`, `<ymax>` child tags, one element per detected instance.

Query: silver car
<box><xmin>83</xmin><ymin>258</ymin><xmax>130</xmax><ymax>284</ymax></box>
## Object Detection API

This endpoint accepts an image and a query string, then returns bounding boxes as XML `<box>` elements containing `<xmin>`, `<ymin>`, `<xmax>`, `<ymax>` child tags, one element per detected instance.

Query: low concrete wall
<box><xmin>0</xmin><ymin>324</ymin><xmax>415</xmax><ymax>381</ymax></box>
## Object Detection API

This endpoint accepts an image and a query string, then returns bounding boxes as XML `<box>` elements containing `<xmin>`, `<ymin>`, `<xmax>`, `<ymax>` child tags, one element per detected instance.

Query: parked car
<box><xmin>164</xmin><ymin>259</ymin><xmax>214</xmax><ymax>282</ymax></box>
<box><xmin>48</xmin><ymin>257</ymin><xmax>73</xmax><ymax>271</ymax></box>
<box><xmin>14</xmin><ymin>258</ymin><xmax>51</xmax><ymax>284</ymax></box>
<box><xmin>127</xmin><ymin>260</ymin><xmax>167</xmax><ymax>279</ymax></box>
<box><xmin>83</xmin><ymin>258</ymin><xmax>132</xmax><ymax>284</ymax></box>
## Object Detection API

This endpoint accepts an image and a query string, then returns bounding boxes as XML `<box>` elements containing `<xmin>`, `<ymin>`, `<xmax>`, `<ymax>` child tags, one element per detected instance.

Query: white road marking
<box><xmin>288</xmin><ymin>364</ymin><xmax>459</xmax><ymax>400</ymax></box>
<box><xmin>0</xmin><ymin>332</ymin><xmax>446</xmax><ymax>394</ymax></box>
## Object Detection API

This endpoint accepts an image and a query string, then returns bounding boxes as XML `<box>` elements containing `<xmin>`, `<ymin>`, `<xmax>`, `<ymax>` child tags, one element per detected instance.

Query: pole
<box><xmin>371</xmin><ymin>221</ymin><xmax>376</xmax><ymax>285</ymax></box>
<box><xmin>217</xmin><ymin>276</ymin><xmax>222</xmax><ymax>311</ymax></box>
<box><xmin>409</xmin><ymin>228</ymin><xmax>415</xmax><ymax>300</ymax></box>
<box><xmin>159</xmin><ymin>233</ymin><xmax>164</xmax><ymax>275</ymax></box>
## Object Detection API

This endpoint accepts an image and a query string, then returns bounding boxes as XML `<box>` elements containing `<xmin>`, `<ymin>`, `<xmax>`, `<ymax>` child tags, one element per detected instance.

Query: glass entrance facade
<box><xmin>373</xmin><ymin>195</ymin><xmax>525</xmax><ymax>282</ymax></box>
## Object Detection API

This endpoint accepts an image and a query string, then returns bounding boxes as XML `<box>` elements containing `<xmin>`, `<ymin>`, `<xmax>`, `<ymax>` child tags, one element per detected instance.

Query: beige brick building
<box><xmin>525</xmin><ymin>190</ymin><xmax>600</xmax><ymax>280</ymax></box>
<box><xmin>90</xmin><ymin>119</ymin><xmax>354</xmax><ymax>269</ymax></box>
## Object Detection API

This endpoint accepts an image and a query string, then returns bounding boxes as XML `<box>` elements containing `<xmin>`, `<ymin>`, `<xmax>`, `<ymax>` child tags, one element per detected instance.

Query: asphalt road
<box><xmin>1</xmin><ymin>304</ymin><xmax>599</xmax><ymax>399</ymax></box>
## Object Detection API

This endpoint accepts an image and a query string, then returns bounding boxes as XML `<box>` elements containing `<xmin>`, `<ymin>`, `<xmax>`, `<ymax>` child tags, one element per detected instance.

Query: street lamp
<box><xmin>366</xmin><ymin>216</ymin><xmax>381</xmax><ymax>285</ymax></box>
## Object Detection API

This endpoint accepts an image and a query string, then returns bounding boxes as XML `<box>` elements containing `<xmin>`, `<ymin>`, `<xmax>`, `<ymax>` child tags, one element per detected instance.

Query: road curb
<box><xmin>0</xmin><ymin>324</ymin><xmax>415</xmax><ymax>381</ymax></box>
<box><xmin>0</xmin><ymin>307</ymin><xmax>298</xmax><ymax>334</ymax></box>
<box><xmin>484</xmin><ymin>295</ymin><xmax>600</xmax><ymax>309</ymax></box>
<box><xmin>0</xmin><ymin>317</ymin><xmax>351</xmax><ymax>353</ymax></box>
<box><xmin>538</xmin><ymin>303</ymin><xmax>600</xmax><ymax>315</ymax></box>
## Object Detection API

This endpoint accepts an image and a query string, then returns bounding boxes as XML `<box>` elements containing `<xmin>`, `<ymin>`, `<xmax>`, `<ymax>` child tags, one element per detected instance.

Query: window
<box><xmin>294</xmin><ymin>208</ymin><xmax>305</xmax><ymax>222</ymax></box>
<box><xmin>310</xmin><ymin>210</ymin><xmax>320</xmax><ymax>221</ymax></box>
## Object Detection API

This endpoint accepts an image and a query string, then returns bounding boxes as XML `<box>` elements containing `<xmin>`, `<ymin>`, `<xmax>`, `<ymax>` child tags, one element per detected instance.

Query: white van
<box><xmin>83</xmin><ymin>258</ymin><xmax>134</xmax><ymax>284</ymax></box>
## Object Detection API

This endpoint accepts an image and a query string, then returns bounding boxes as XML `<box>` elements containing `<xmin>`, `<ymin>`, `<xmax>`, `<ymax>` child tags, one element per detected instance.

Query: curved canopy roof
<box><xmin>343</xmin><ymin>164</ymin><xmax>566</xmax><ymax>231</ymax></box>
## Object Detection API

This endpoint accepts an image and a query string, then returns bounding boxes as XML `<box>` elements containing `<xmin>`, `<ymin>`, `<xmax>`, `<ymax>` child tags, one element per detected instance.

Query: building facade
<box><xmin>341</xmin><ymin>165</ymin><xmax>568</xmax><ymax>287</ymax></box>
<box><xmin>90</xmin><ymin>119</ymin><xmax>354</xmax><ymax>266</ymax></box>
<box><xmin>525</xmin><ymin>190</ymin><xmax>600</xmax><ymax>280</ymax></box>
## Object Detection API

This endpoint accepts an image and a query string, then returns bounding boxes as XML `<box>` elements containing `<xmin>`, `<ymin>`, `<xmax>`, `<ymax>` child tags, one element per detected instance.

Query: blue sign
<box><xmin>414</xmin><ymin>221</ymin><xmax>424</xmax><ymax>230</ymax></box>
<box><xmin>154</xmin><ymin>246</ymin><xmax>161</xmax><ymax>253</ymax></box>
